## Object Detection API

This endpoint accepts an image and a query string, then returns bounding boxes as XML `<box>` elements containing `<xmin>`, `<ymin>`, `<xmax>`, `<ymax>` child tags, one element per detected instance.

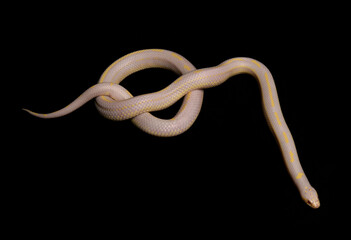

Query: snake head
<box><xmin>301</xmin><ymin>186</ymin><xmax>320</xmax><ymax>209</ymax></box>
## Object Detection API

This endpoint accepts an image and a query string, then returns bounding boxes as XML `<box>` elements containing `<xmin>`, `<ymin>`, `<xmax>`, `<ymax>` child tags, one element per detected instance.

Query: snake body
<box><xmin>24</xmin><ymin>49</ymin><xmax>320</xmax><ymax>208</ymax></box>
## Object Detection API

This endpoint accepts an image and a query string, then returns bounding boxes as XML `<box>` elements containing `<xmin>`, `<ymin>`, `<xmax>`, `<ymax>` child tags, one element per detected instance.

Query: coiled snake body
<box><xmin>24</xmin><ymin>49</ymin><xmax>320</xmax><ymax>208</ymax></box>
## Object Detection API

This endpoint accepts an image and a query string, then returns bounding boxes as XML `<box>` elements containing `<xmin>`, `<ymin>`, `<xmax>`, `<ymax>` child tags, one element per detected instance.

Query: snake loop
<box><xmin>24</xmin><ymin>49</ymin><xmax>320</xmax><ymax>208</ymax></box>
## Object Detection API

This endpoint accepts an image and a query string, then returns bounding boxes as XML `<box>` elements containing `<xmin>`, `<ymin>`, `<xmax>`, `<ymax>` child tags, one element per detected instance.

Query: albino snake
<box><xmin>24</xmin><ymin>49</ymin><xmax>320</xmax><ymax>208</ymax></box>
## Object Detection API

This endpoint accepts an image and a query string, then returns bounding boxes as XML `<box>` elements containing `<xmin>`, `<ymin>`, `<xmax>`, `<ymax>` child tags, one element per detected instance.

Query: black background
<box><xmin>7</xmin><ymin>3</ymin><xmax>346</xmax><ymax>234</ymax></box>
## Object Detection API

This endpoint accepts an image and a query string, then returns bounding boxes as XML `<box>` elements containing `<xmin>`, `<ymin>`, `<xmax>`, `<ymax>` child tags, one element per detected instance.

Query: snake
<box><xmin>24</xmin><ymin>49</ymin><xmax>320</xmax><ymax>208</ymax></box>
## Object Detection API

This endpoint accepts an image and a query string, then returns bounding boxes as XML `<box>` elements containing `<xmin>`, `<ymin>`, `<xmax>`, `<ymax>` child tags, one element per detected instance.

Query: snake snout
<box><xmin>306</xmin><ymin>199</ymin><xmax>320</xmax><ymax>209</ymax></box>
<box><xmin>302</xmin><ymin>186</ymin><xmax>320</xmax><ymax>209</ymax></box>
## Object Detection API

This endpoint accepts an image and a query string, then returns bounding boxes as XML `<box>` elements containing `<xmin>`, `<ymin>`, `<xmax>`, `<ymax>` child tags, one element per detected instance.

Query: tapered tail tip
<box><xmin>22</xmin><ymin>108</ymin><xmax>48</xmax><ymax>118</ymax></box>
<box><xmin>22</xmin><ymin>108</ymin><xmax>34</xmax><ymax>115</ymax></box>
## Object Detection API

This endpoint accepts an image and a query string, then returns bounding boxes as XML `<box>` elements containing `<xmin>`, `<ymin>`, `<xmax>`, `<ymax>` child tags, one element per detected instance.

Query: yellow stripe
<box><xmin>184</xmin><ymin>64</ymin><xmax>191</xmax><ymax>71</ymax></box>
<box><xmin>151</xmin><ymin>49</ymin><xmax>164</xmax><ymax>52</ymax></box>
<box><xmin>289</xmin><ymin>151</ymin><xmax>294</xmax><ymax>163</ymax></box>
<box><xmin>283</xmin><ymin>132</ymin><xmax>289</xmax><ymax>143</ymax></box>
<box><xmin>274</xmin><ymin>112</ymin><xmax>282</xmax><ymax>126</ymax></box>
<box><xmin>171</xmin><ymin>52</ymin><xmax>183</xmax><ymax>61</ymax></box>
<box><xmin>264</xmin><ymin>72</ymin><xmax>275</xmax><ymax>107</ymax></box>
<box><xmin>99</xmin><ymin>50</ymin><xmax>146</xmax><ymax>83</ymax></box>
<box><xmin>221</xmin><ymin>58</ymin><xmax>244</xmax><ymax>66</ymax></box>
<box><xmin>101</xmin><ymin>92</ymin><xmax>113</xmax><ymax>102</ymax></box>
<box><xmin>99</xmin><ymin>49</ymin><xmax>164</xmax><ymax>83</ymax></box>
<box><xmin>251</xmin><ymin>60</ymin><xmax>261</xmax><ymax>68</ymax></box>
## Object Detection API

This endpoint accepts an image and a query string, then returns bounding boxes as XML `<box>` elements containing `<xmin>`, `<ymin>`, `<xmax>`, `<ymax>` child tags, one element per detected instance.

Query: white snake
<box><xmin>24</xmin><ymin>49</ymin><xmax>320</xmax><ymax>208</ymax></box>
